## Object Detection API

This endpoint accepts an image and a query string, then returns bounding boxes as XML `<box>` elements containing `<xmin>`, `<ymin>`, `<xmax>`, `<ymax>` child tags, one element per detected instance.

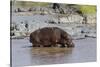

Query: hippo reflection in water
<box><xmin>29</xmin><ymin>27</ymin><xmax>74</xmax><ymax>48</ymax></box>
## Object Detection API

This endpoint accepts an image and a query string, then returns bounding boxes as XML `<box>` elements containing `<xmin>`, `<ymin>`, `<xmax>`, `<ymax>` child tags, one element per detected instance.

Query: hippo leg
<box><xmin>51</xmin><ymin>42</ymin><xmax>57</xmax><ymax>47</ymax></box>
<box><xmin>43</xmin><ymin>45</ymin><xmax>52</xmax><ymax>47</ymax></box>
<box><xmin>32</xmin><ymin>42</ymin><xmax>40</xmax><ymax>47</ymax></box>
<box><xmin>53</xmin><ymin>44</ymin><xmax>57</xmax><ymax>47</ymax></box>
<box><xmin>36</xmin><ymin>44</ymin><xmax>40</xmax><ymax>47</ymax></box>
<box><xmin>32</xmin><ymin>44</ymin><xmax>40</xmax><ymax>47</ymax></box>
<box><xmin>58</xmin><ymin>40</ymin><xmax>66</xmax><ymax>47</ymax></box>
<box><xmin>31</xmin><ymin>42</ymin><xmax>36</xmax><ymax>47</ymax></box>
<box><xmin>32</xmin><ymin>44</ymin><xmax>37</xmax><ymax>47</ymax></box>
<box><xmin>60</xmin><ymin>43</ymin><xmax>66</xmax><ymax>48</ymax></box>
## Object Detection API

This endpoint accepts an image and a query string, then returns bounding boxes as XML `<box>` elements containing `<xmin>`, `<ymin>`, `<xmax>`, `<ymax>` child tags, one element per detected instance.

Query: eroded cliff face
<box><xmin>11</xmin><ymin>19</ymin><xmax>96</xmax><ymax>39</ymax></box>
<box><xmin>11</xmin><ymin>2</ymin><xmax>96</xmax><ymax>39</ymax></box>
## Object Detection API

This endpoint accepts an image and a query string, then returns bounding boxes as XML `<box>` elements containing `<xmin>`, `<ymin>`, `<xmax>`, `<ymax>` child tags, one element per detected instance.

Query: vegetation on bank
<box><xmin>12</xmin><ymin>1</ymin><xmax>49</xmax><ymax>7</ymax></box>
<box><xmin>10</xmin><ymin>1</ymin><xmax>96</xmax><ymax>15</ymax></box>
<box><xmin>79</xmin><ymin>5</ymin><xmax>96</xmax><ymax>14</ymax></box>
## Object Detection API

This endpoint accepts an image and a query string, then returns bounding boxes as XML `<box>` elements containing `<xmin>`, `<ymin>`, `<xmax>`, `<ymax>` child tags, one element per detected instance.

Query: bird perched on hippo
<box><xmin>29</xmin><ymin>27</ymin><xmax>74</xmax><ymax>48</ymax></box>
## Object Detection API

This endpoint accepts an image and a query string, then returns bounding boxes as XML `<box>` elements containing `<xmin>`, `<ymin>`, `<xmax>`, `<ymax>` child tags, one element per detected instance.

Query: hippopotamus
<box><xmin>29</xmin><ymin>27</ymin><xmax>74</xmax><ymax>48</ymax></box>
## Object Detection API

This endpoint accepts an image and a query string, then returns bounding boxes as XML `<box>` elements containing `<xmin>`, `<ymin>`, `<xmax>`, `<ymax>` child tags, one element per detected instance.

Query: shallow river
<box><xmin>11</xmin><ymin>38</ymin><xmax>96</xmax><ymax>67</ymax></box>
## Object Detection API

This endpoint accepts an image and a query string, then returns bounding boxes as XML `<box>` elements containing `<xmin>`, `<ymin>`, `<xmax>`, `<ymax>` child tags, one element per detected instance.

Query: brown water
<box><xmin>12</xmin><ymin>38</ymin><xmax>96</xmax><ymax>67</ymax></box>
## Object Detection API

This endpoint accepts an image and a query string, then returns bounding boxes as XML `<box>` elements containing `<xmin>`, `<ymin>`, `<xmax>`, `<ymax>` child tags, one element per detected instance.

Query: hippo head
<box><xmin>65</xmin><ymin>39</ymin><xmax>75</xmax><ymax>47</ymax></box>
<box><xmin>63</xmin><ymin>34</ymin><xmax>75</xmax><ymax>47</ymax></box>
